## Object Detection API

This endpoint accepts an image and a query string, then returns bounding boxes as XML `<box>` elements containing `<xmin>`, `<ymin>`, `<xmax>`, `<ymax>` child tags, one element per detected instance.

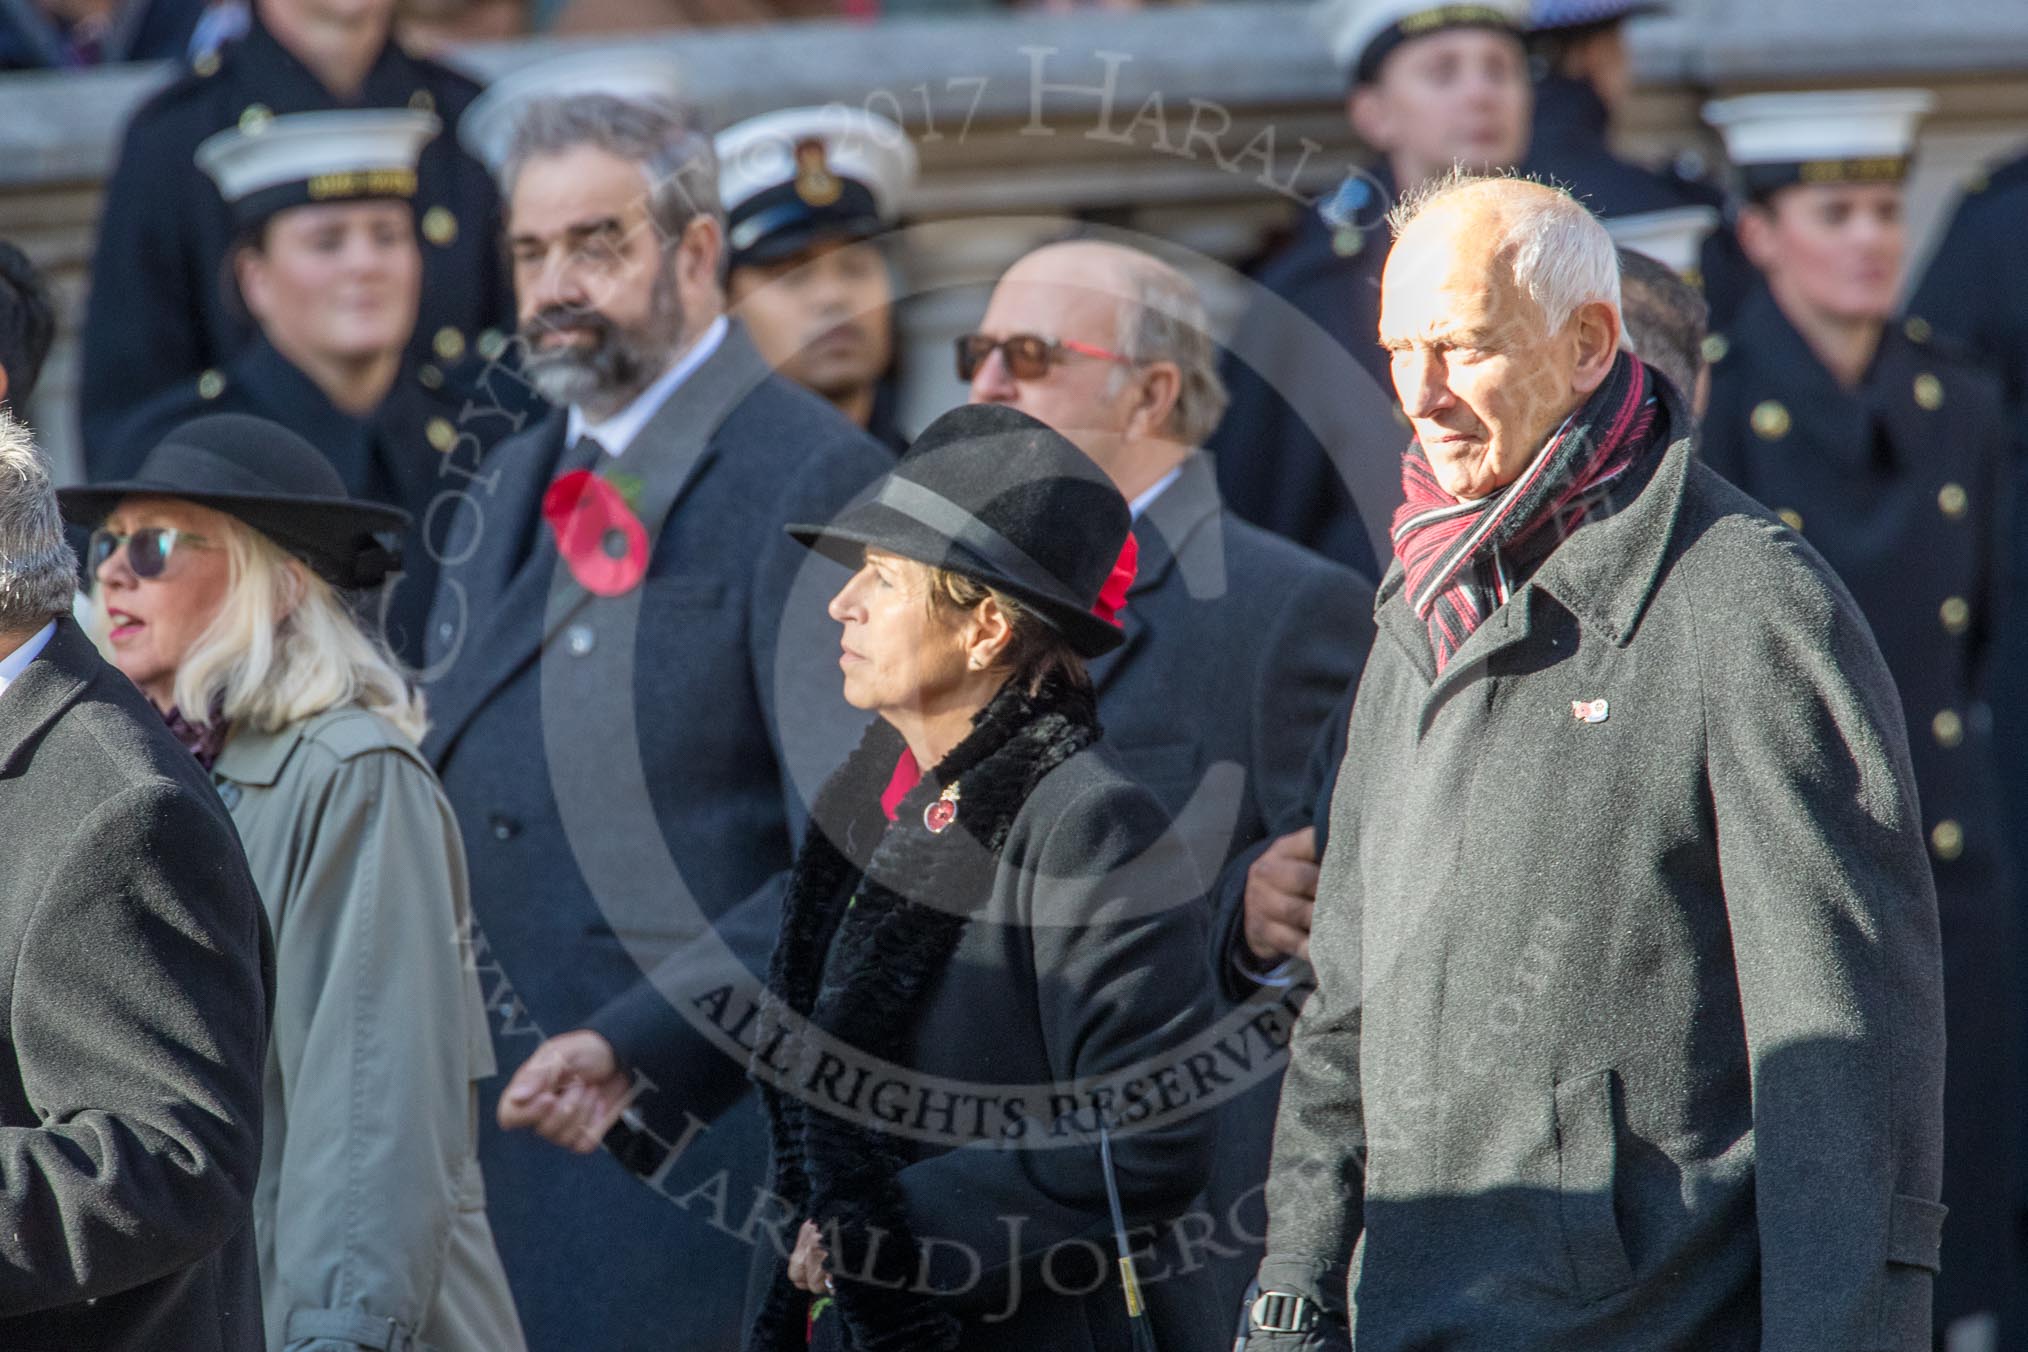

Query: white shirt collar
<box><xmin>1127</xmin><ymin>465</ymin><xmax>1185</xmax><ymax>521</ymax></box>
<box><xmin>564</xmin><ymin>315</ymin><xmax>730</xmax><ymax>457</ymax></box>
<box><xmin>0</xmin><ymin>619</ymin><xmax>57</xmax><ymax>698</ymax></box>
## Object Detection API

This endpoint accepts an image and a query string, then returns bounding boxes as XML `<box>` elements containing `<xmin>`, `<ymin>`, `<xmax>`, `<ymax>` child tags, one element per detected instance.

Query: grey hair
<box><xmin>1111</xmin><ymin>255</ymin><xmax>1230</xmax><ymax>449</ymax></box>
<box><xmin>0</xmin><ymin>412</ymin><xmax>76</xmax><ymax>632</ymax></box>
<box><xmin>501</xmin><ymin>94</ymin><xmax>724</xmax><ymax>249</ymax></box>
<box><xmin>1616</xmin><ymin>247</ymin><xmax>1708</xmax><ymax>409</ymax></box>
<box><xmin>1388</xmin><ymin>168</ymin><xmax>1623</xmax><ymax>334</ymax></box>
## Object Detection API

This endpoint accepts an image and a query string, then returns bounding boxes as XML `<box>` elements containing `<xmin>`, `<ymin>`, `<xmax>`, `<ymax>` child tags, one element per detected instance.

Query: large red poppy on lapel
<box><xmin>542</xmin><ymin>469</ymin><xmax>649</xmax><ymax>597</ymax></box>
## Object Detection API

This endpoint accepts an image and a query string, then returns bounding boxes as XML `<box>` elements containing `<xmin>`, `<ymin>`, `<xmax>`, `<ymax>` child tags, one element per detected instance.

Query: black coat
<box><xmin>108</xmin><ymin>336</ymin><xmax>527</xmax><ymax>665</ymax></box>
<box><xmin>1208</xmin><ymin>170</ymin><xmax>1398</xmax><ymax>578</ymax></box>
<box><xmin>1263</xmin><ymin>395</ymin><xmax>1946</xmax><ymax>1349</ymax></box>
<box><xmin>1914</xmin><ymin>152</ymin><xmax>2028</xmax><ymax>457</ymax></box>
<box><xmin>78</xmin><ymin>13</ymin><xmax>512</xmax><ymax>465</ymax></box>
<box><xmin>0</xmin><ymin>619</ymin><xmax>273</xmax><ymax>1351</ymax></box>
<box><xmin>747</xmin><ymin>678</ymin><xmax>1219</xmax><ymax>1352</ymax></box>
<box><xmin>1702</xmin><ymin>287</ymin><xmax>2019</xmax><ymax>1332</ymax></box>
<box><xmin>587</xmin><ymin>452</ymin><xmax>1375</xmax><ymax>1337</ymax></box>
<box><xmin>420</xmin><ymin>323</ymin><xmax>889</xmax><ymax>1352</ymax></box>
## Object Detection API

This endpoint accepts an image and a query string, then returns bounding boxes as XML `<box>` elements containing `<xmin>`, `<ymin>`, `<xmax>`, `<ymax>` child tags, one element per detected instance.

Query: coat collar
<box><xmin>212</xmin><ymin>718</ymin><xmax>307</xmax><ymax>788</ymax></box>
<box><xmin>1088</xmin><ymin>451</ymin><xmax>1224</xmax><ymax>691</ymax></box>
<box><xmin>1372</xmin><ymin>378</ymin><xmax>1695</xmax><ymax>689</ymax></box>
<box><xmin>1730</xmin><ymin>286</ymin><xmax>1878</xmax><ymax>472</ymax></box>
<box><xmin>0</xmin><ymin>618</ymin><xmax>100</xmax><ymax>778</ymax></box>
<box><xmin>239</xmin><ymin>8</ymin><xmax>424</xmax><ymax>110</ymax></box>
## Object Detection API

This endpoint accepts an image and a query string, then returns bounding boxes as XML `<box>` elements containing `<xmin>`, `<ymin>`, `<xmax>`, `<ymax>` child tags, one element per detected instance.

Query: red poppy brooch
<box><xmin>543</xmin><ymin>469</ymin><xmax>649</xmax><ymax>597</ymax></box>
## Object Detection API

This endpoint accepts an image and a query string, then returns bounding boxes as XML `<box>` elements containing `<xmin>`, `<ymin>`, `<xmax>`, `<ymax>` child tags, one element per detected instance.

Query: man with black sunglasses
<box><xmin>965</xmin><ymin>238</ymin><xmax>1376</xmax><ymax>1326</ymax></box>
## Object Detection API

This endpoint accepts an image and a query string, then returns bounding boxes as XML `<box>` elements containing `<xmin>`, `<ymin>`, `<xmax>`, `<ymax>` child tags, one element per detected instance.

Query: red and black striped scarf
<box><xmin>1391</xmin><ymin>352</ymin><xmax>1659</xmax><ymax>672</ymax></box>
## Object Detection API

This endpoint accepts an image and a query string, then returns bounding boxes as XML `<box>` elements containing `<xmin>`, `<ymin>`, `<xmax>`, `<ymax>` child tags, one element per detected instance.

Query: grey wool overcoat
<box><xmin>1258</xmin><ymin>387</ymin><xmax>1948</xmax><ymax>1351</ymax></box>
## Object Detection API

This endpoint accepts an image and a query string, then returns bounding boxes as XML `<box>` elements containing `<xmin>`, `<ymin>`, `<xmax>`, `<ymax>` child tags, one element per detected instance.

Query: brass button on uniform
<box><xmin>193</xmin><ymin>50</ymin><xmax>220</xmax><ymax>77</ymax></box>
<box><xmin>426</xmin><ymin>417</ymin><xmax>457</xmax><ymax>453</ymax></box>
<box><xmin>1751</xmin><ymin>399</ymin><xmax>1790</xmax><ymax>441</ymax></box>
<box><xmin>1938</xmin><ymin>482</ymin><xmax>1969</xmax><ymax>519</ymax></box>
<box><xmin>408</xmin><ymin>88</ymin><xmax>436</xmax><ymax>114</ymax></box>
<box><xmin>1931</xmin><ymin>819</ymin><xmax>1964</xmax><ymax>862</ymax></box>
<box><xmin>238</xmin><ymin>103</ymin><xmax>272</xmax><ymax>134</ymax></box>
<box><xmin>433</xmin><ymin>326</ymin><xmax>466</xmax><ymax>361</ymax></box>
<box><xmin>477</xmin><ymin>328</ymin><xmax>506</xmax><ymax>361</ymax></box>
<box><xmin>417</xmin><ymin>363</ymin><xmax>443</xmax><ymax>390</ymax></box>
<box><xmin>1701</xmin><ymin>333</ymin><xmax>1729</xmax><ymax>365</ymax></box>
<box><xmin>1913</xmin><ymin>373</ymin><xmax>1945</xmax><ymax>411</ymax></box>
<box><xmin>1776</xmin><ymin>508</ymin><xmax>1804</xmax><ymax>533</ymax></box>
<box><xmin>422</xmin><ymin>206</ymin><xmax>457</xmax><ymax>246</ymax></box>
<box><xmin>1905</xmin><ymin>316</ymin><xmax>1933</xmax><ymax>344</ymax></box>
<box><xmin>196</xmin><ymin>369</ymin><xmax>225</xmax><ymax>400</ymax></box>
<box><xmin>1933</xmin><ymin>709</ymin><xmax>1964</xmax><ymax>748</ymax></box>
<box><xmin>1940</xmin><ymin>595</ymin><xmax>1971</xmax><ymax>635</ymax></box>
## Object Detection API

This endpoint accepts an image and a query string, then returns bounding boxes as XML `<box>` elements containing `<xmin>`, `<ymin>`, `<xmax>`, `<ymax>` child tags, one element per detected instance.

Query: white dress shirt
<box><xmin>564</xmin><ymin>316</ymin><xmax>730</xmax><ymax>457</ymax></box>
<box><xmin>1126</xmin><ymin>465</ymin><xmax>1184</xmax><ymax>522</ymax></box>
<box><xmin>0</xmin><ymin>619</ymin><xmax>56</xmax><ymax>700</ymax></box>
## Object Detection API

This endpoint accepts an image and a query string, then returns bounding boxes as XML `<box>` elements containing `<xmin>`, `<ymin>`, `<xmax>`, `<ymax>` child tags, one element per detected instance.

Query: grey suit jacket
<box><xmin>1261</xmin><ymin>391</ymin><xmax>1947</xmax><ymax>1350</ymax></box>
<box><xmin>0</xmin><ymin>619</ymin><xmax>272</xmax><ymax>1352</ymax></box>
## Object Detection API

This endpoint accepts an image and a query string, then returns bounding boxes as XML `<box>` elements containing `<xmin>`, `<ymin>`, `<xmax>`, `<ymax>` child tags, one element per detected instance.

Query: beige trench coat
<box><xmin>214</xmin><ymin>704</ymin><xmax>525</xmax><ymax>1352</ymax></box>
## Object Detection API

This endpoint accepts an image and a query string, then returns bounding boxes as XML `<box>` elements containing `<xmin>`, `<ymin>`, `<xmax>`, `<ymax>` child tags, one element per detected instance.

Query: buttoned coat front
<box><xmin>215</xmin><ymin>704</ymin><xmax>523</xmax><ymax>1352</ymax></box>
<box><xmin>420</xmin><ymin>323</ymin><xmax>889</xmax><ymax>1351</ymax></box>
<box><xmin>1261</xmin><ymin>398</ymin><xmax>1948</xmax><ymax>1351</ymax></box>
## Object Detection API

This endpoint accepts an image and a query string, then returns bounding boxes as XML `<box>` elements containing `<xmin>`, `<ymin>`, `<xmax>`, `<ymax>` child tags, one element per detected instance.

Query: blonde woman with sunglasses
<box><xmin>60</xmin><ymin>413</ymin><xmax>526</xmax><ymax>1352</ymax></box>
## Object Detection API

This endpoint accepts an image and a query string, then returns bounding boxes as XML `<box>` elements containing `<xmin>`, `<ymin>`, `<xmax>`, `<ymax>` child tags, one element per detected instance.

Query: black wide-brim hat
<box><xmin>60</xmin><ymin>413</ymin><xmax>409</xmax><ymax>589</ymax></box>
<box><xmin>787</xmin><ymin>403</ymin><xmax>1131</xmax><ymax>658</ymax></box>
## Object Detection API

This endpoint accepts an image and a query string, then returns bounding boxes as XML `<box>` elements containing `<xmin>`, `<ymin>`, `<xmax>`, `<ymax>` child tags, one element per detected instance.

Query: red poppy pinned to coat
<box><xmin>543</xmin><ymin>469</ymin><xmax>649</xmax><ymax>597</ymax></box>
<box><xmin>1092</xmin><ymin>532</ymin><xmax>1138</xmax><ymax>628</ymax></box>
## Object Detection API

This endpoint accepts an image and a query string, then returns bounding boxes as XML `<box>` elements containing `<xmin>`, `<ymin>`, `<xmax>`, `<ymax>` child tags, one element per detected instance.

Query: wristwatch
<box><xmin>1249</xmin><ymin>1289</ymin><xmax>1320</xmax><ymax>1335</ymax></box>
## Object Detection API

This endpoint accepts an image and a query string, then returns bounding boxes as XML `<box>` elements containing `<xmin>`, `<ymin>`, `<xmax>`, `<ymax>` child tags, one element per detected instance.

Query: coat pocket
<box><xmin>1553</xmin><ymin>1069</ymin><xmax>1636</xmax><ymax>1303</ymax></box>
<box><xmin>1870</xmin><ymin>1192</ymin><xmax>1946</xmax><ymax>1350</ymax></box>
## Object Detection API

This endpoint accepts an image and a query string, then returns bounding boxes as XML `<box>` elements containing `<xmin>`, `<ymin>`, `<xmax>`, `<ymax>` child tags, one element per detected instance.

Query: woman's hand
<box><xmin>788</xmin><ymin>1219</ymin><xmax>834</xmax><ymax>1295</ymax></box>
<box><xmin>497</xmin><ymin>1030</ymin><xmax>631</xmax><ymax>1152</ymax></box>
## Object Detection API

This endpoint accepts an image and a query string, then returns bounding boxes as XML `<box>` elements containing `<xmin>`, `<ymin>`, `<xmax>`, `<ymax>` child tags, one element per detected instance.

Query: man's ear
<box><xmin>0</xmin><ymin>364</ymin><xmax>13</xmax><ymax>408</ymax></box>
<box><xmin>1127</xmin><ymin>361</ymin><xmax>1184</xmax><ymax>444</ymax></box>
<box><xmin>677</xmin><ymin>214</ymin><xmax>725</xmax><ymax>296</ymax></box>
<box><xmin>1569</xmin><ymin>298</ymin><xmax>1622</xmax><ymax>395</ymax></box>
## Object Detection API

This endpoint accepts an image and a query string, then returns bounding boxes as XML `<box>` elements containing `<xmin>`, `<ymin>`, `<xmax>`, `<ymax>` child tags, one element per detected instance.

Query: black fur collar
<box><xmin>747</xmin><ymin>674</ymin><xmax>1100</xmax><ymax>1352</ymax></box>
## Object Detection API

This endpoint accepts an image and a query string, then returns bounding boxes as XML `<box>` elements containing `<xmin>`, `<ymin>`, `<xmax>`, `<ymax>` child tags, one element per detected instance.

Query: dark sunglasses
<box><xmin>87</xmin><ymin>526</ymin><xmax>213</xmax><ymax>580</ymax></box>
<box><xmin>954</xmin><ymin>332</ymin><xmax>1137</xmax><ymax>382</ymax></box>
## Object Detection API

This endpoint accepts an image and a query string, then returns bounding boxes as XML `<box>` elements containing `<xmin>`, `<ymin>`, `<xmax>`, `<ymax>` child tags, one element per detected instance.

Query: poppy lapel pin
<box><xmin>542</xmin><ymin>469</ymin><xmax>650</xmax><ymax>597</ymax></box>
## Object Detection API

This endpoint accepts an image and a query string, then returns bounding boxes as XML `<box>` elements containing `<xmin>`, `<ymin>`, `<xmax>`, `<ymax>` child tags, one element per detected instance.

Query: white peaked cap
<box><xmin>716</xmin><ymin>105</ymin><xmax>918</xmax><ymax>221</ymax></box>
<box><xmin>1605</xmin><ymin>205</ymin><xmax>1720</xmax><ymax>278</ymax></box>
<box><xmin>196</xmin><ymin>108</ymin><xmax>439</xmax><ymax>204</ymax></box>
<box><xmin>460</xmin><ymin>50</ymin><xmax>691</xmax><ymax>174</ymax></box>
<box><xmin>1313</xmin><ymin>0</ymin><xmax>1529</xmax><ymax>77</ymax></box>
<box><xmin>1702</xmin><ymin>89</ymin><xmax>1935</xmax><ymax>168</ymax></box>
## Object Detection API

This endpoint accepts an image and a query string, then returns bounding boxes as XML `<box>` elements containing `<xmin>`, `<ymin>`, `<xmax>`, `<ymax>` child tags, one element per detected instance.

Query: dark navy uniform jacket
<box><xmin>1703</xmin><ymin>285</ymin><xmax>2019</xmax><ymax>1336</ymax></box>
<box><xmin>0</xmin><ymin>0</ymin><xmax>198</xmax><ymax>69</ymax></box>
<box><xmin>108</xmin><ymin>336</ymin><xmax>526</xmax><ymax>666</ymax></box>
<box><xmin>1207</xmin><ymin>168</ymin><xmax>1400</xmax><ymax>580</ymax></box>
<box><xmin>79</xmin><ymin>13</ymin><xmax>511</xmax><ymax>468</ymax></box>
<box><xmin>1519</xmin><ymin>71</ymin><xmax>1758</xmax><ymax>326</ymax></box>
<box><xmin>1916</xmin><ymin>152</ymin><xmax>2028</xmax><ymax>456</ymax></box>
<box><xmin>420</xmin><ymin>322</ymin><xmax>888</xmax><ymax>1352</ymax></box>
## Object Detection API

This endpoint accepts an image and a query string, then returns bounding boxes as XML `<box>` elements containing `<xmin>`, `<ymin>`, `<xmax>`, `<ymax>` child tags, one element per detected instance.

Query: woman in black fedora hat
<box><xmin>742</xmin><ymin>401</ymin><xmax>1219</xmax><ymax>1352</ymax></box>
<box><xmin>59</xmin><ymin>412</ymin><xmax>527</xmax><ymax>1352</ymax></box>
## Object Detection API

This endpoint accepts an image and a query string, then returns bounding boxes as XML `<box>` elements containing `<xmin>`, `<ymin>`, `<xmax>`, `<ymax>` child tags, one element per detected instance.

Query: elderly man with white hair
<box><xmin>1241</xmin><ymin>174</ymin><xmax>1946</xmax><ymax>1351</ymax></box>
<box><xmin>0</xmin><ymin>414</ymin><xmax>272</xmax><ymax>1351</ymax></box>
